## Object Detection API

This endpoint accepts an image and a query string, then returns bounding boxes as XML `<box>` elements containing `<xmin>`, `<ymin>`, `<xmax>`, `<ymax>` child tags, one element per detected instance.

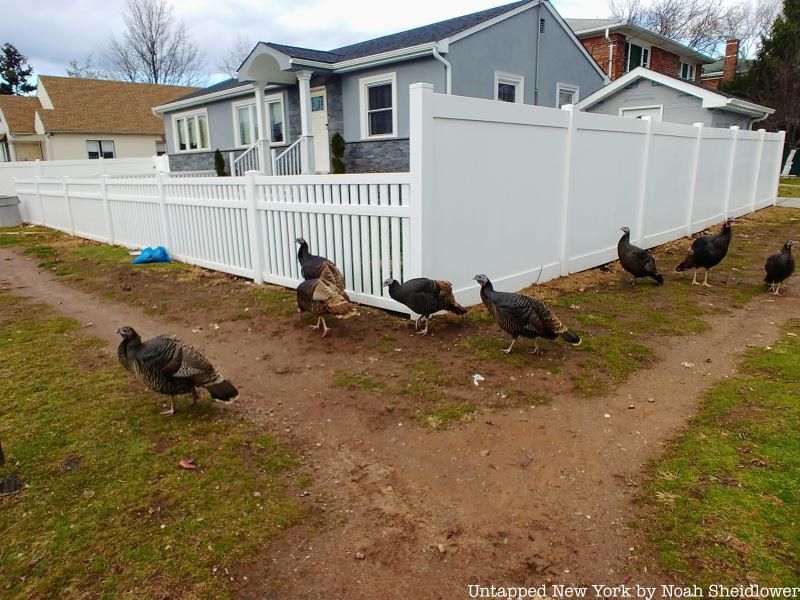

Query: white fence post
<box><xmin>771</xmin><ymin>131</ymin><xmax>787</xmax><ymax>205</ymax></box>
<box><xmin>723</xmin><ymin>125</ymin><xmax>740</xmax><ymax>217</ymax></box>
<box><xmin>63</xmin><ymin>176</ymin><xmax>75</xmax><ymax>235</ymax></box>
<box><xmin>245</xmin><ymin>171</ymin><xmax>265</xmax><ymax>284</ymax></box>
<box><xmin>635</xmin><ymin>116</ymin><xmax>653</xmax><ymax>246</ymax></box>
<box><xmin>750</xmin><ymin>128</ymin><xmax>766</xmax><ymax>213</ymax></box>
<box><xmin>408</xmin><ymin>82</ymin><xmax>433</xmax><ymax>280</ymax></box>
<box><xmin>35</xmin><ymin>159</ymin><xmax>43</xmax><ymax>178</ymax></box>
<box><xmin>101</xmin><ymin>175</ymin><xmax>114</xmax><ymax>244</ymax></box>
<box><xmin>558</xmin><ymin>104</ymin><xmax>576</xmax><ymax>276</ymax></box>
<box><xmin>156</xmin><ymin>173</ymin><xmax>173</xmax><ymax>251</ymax></box>
<box><xmin>685</xmin><ymin>122</ymin><xmax>704</xmax><ymax>235</ymax></box>
<box><xmin>35</xmin><ymin>176</ymin><xmax>44</xmax><ymax>226</ymax></box>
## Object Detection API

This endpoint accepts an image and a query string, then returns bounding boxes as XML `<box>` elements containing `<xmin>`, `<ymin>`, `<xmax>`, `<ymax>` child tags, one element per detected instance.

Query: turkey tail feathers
<box><xmin>206</xmin><ymin>378</ymin><xmax>238</xmax><ymax>401</ymax></box>
<box><xmin>561</xmin><ymin>330</ymin><xmax>581</xmax><ymax>345</ymax></box>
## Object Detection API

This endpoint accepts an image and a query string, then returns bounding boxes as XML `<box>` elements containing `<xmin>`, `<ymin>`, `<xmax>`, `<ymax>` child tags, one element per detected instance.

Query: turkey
<box><xmin>764</xmin><ymin>240</ymin><xmax>796</xmax><ymax>295</ymax></box>
<box><xmin>617</xmin><ymin>226</ymin><xmax>664</xmax><ymax>285</ymax></box>
<box><xmin>473</xmin><ymin>274</ymin><xmax>581</xmax><ymax>354</ymax></box>
<box><xmin>384</xmin><ymin>277</ymin><xmax>467</xmax><ymax>335</ymax></box>
<box><xmin>675</xmin><ymin>218</ymin><xmax>732</xmax><ymax>286</ymax></box>
<box><xmin>116</xmin><ymin>326</ymin><xmax>238</xmax><ymax>416</ymax></box>
<box><xmin>297</xmin><ymin>276</ymin><xmax>358</xmax><ymax>338</ymax></box>
<box><xmin>296</xmin><ymin>237</ymin><xmax>347</xmax><ymax>297</ymax></box>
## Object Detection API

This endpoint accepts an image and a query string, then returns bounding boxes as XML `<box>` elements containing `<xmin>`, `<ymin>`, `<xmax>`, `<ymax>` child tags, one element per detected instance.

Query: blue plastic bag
<box><xmin>132</xmin><ymin>246</ymin><xmax>171</xmax><ymax>264</ymax></box>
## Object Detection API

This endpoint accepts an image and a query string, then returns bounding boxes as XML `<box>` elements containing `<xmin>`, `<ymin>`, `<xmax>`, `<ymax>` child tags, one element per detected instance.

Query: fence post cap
<box><xmin>729</xmin><ymin>125</ymin><xmax>740</xmax><ymax>130</ymax></box>
<box><xmin>692</xmin><ymin>122</ymin><xmax>704</xmax><ymax>127</ymax></box>
<box><xmin>561</xmin><ymin>103</ymin><xmax>574</xmax><ymax>111</ymax></box>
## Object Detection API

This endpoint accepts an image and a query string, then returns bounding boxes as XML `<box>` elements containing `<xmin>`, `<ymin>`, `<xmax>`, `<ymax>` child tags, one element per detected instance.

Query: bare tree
<box><xmin>217</xmin><ymin>34</ymin><xmax>253</xmax><ymax>79</ymax></box>
<box><xmin>66</xmin><ymin>55</ymin><xmax>108</xmax><ymax>79</ymax></box>
<box><xmin>609</xmin><ymin>0</ymin><xmax>779</xmax><ymax>56</ymax></box>
<box><xmin>106</xmin><ymin>0</ymin><xmax>206</xmax><ymax>86</ymax></box>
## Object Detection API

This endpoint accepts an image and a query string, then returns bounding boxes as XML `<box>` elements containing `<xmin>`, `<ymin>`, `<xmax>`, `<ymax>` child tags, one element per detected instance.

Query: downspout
<box><xmin>605</xmin><ymin>28</ymin><xmax>614</xmax><ymax>79</ymax></box>
<box><xmin>432</xmin><ymin>46</ymin><xmax>451</xmax><ymax>94</ymax></box>
<box><xmin>534</xmin><ymin>2</ymin><xmax>542</xmax><ymax>105</ymax></box>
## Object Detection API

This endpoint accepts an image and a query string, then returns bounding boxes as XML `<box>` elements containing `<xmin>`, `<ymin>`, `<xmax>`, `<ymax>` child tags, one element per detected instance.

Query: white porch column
<box><xmin>253</xmin><ymin>82</ymin><xmax>272</xmax><ymax>175</ymax></box>
<box><xmin>8</xmin><ymin>140</ymin><xmax>17</xmax><ymax>162</ymax></box>
<box><xmin>296</xmin><ymin>70</ymin><xmax>315</xmax><ymax>174</ymax></box>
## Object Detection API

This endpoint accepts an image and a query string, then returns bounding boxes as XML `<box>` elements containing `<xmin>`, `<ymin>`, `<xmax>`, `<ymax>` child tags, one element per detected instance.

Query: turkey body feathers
<box><xmin>676</xmin><ymin>221</ymin><xmax>732</xmax><ymax>271</ymax></box>
<box><xmin>117</xmin><ymin>332</ymin><xmax>238</xmax><ymax>401</ymax></box>
<box><xmin>617</xmin><ymin>231</ymin><xmax>663</xmax><ymax>285</ymax></box>
<box><xmin>297</xmin><ymin>278</ymin><xmax>357</xmax><ymax>318</ymax></box>
<box><xmin>387</xmin><ymin>278</ymin><xmax>467</xmax><ymax>317</ymax></box>
<box><xmin>297</xmin><ymin>240</ymin><xmax>347</xmax><ymax>295</ymax></box>
<box><xmin>477</xmin><ymin>278</ymin><xmax>581</xmax><ymax>347</ymax></box>
<box><xmin>764</xmin><ymin>241</ymin><xmax>796</xmax><ymax>285</ymax></box>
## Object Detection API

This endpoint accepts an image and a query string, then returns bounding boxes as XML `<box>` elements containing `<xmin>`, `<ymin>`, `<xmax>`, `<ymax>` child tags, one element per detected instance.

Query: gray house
<box><xmin>575</xmin><ymin>67</ymin><xmax>773</xmax><ymax>129</ymax></box>
<box><xmin>152</xmin><ymin>0</ymin><xmax>607</xmax><ymax>175</ymax></box>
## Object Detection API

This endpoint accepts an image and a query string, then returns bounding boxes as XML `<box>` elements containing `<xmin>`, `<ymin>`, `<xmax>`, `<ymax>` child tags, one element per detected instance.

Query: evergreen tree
<box><xmin>0</xmin><ymin>43</ymin><xmax>35</xmax><ymax>95</ymax></box>
<box><xmin>723</xmin><ymin>0</ymin><xmax>800</xmax><ymax>147</ymax></box>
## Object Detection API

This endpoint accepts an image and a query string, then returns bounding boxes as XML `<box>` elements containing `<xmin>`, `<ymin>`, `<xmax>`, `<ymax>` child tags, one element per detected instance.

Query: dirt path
<box><xmin>3</xmin><ymin>246</ymin><xmax>799</xmax><ymax>599</ymax></box>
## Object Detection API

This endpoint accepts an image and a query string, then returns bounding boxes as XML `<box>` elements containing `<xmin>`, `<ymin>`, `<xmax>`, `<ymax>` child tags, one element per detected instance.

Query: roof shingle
<box><xmin>36</xmin><ymin>76</ymin><xmax>198</xmax><ymax>135</ymax></box>
<box><xmin>0</xmin><ymin>95</ymin><xmax>41</xmax><ymax>135</ymax></box>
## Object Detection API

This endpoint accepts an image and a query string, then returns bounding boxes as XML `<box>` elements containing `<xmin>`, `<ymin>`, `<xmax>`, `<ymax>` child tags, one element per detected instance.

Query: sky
<box><xmin>0</xmin><ymin>0</ymin><xmax>614</xmax><ymax>85</ymax></box>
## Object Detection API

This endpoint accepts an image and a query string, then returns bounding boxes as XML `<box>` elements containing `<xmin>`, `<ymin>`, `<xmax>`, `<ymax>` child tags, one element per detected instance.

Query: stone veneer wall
<box><xmin>344</xmin><ymin>139</ymin><xmax>410</xmax><ymax>173</ymax></box>
<box><xmin>169</xmin><ymin>149</ymin><xmax>244</xmax><ymax>174</ymax></box>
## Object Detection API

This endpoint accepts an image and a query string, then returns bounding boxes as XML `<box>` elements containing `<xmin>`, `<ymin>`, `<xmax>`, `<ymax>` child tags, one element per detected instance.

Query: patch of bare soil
<box><xmin>2</xmin><ymin>214</ymin><xmax>799</xmax><ymax>599</ymax></box>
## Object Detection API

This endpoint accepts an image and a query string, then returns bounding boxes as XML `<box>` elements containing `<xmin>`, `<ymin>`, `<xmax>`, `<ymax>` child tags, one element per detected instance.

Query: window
<box><xmin>155</xmin><ymin>140</ymin><xmax>166</xmax><ymax>156</ymax></box>
<box><xmin>626</xmin><ymin>42</ymin><xmax>650</xmax><ymax>72</ymax></box>
<box><xmin>266</xmin><ymin>93</ymin><xmax>285</xmax><ymax>144</ymax></box>
<box><xmin>0</xmin><ymin>141</ymin><xmax>9</xmax><ymax>162</ymax></box>
<box><xmin>172</xmin><ymin>110</ymin><xmax>210</xmax><ymax>152</ymax></box>
<box><xmin>494</xmin><ymin>72</ymin><xmax>524</xmax><ymax>104</ymax></box>
<box><xmin>233</xmin><ymin>100</ymin><xmax>257</xmax><ymax>147</ymax></box>
<box><xmin>679</xmin><ymin>61</ymin><xmax>696</xmax><ymax>81</ymax></box>
<box><xmin>86</xmin><ymin>140</ymin><xmax>115</xmax><ymax>159</ymax></box>
<box><xmin>359</xmin><ymin>72</ymin><xmax>397</xmax><ymax>139</ymax></box>
<box><xmin>556</xmin><ymin>83</ymin><xmax>580</xmax><ymax>108</ymax></box>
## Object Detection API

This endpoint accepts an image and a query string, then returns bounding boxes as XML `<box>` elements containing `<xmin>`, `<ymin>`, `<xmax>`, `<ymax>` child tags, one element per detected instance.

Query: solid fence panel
<box><xmin>691</xmin><ymin>131</ymin><xmax>733</xmax><ymax>231</ymax></box>
<box><xmin>729</xmin><ymin>129</ymin><xmax>761</xmax><ymax>217</ymax></box>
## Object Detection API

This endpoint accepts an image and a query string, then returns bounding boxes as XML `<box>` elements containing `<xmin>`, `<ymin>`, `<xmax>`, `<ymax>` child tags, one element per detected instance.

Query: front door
<box><xmin>310</xmin><ymin>87</ymin><xmax>330</xmax><ymax>173</ymax></box>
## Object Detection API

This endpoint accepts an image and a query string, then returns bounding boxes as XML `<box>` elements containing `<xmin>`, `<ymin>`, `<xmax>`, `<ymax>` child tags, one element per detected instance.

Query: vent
<box><xmin>539</xmin><ymin>18</ymin><xmax>545</xmax><ymax>33</ymax></box>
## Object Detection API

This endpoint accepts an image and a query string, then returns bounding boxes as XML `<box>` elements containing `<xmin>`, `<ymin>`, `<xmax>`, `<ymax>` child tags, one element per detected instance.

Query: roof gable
<box><xmin>575</xmin><ymin>67</ymin><xmax>773</xmax><ymax>117</ymax></box>
<box><xmin>36</xmin><ymin>76</ymin><xmax>198</xmax><ymax>135</ymax></box>
<box><xmin>0</xmin><ymin>95</ymin><xmax>40</xmax><ymax>135</ymax></box>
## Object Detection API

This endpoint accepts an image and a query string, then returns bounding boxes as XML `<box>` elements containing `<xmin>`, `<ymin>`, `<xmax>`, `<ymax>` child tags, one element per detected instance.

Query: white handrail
<box><xmin>273</xmin><ymin>136</ymin><xmax>308</xmax><ymax>176</ymax></box>
<box><xmin>232</xmin><ymin>139</ymin><xmax>263</xmax><ymax>176</ymax></box>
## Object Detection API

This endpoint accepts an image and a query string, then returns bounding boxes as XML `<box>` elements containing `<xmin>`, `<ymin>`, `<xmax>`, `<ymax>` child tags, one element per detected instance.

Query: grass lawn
<box><xmin>0</xmin><ymin>290</ymin><xmax>303</xmax><ymax>599</ymax></box>
<box><xmin>638</xmin><ymin>320</ymin><xmax>800</xmax><ymax>585</ymax></box>
<box><xmin>778</xmin><ymin>177</ymin><xmax>800</xmax><ymax>198</ymax></box>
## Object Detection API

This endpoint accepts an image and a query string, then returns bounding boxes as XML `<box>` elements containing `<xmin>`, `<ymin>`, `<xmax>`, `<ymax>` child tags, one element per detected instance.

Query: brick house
<box><xmin>566</xmin><ymin>19</ymin><xmax>714</xmax><ymax>83</ymax></box>
<box><xmin>701</xmin><ymin>39</ymin><xmax>750</xmax><ymax>89</ymax></box>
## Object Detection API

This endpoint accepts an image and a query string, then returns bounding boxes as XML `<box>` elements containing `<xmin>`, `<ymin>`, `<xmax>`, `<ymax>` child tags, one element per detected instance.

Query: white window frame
<box><xmin>619</xmin><ymin>105</ymin><xmax>664</xmax><ymax>121</ymax></box>
<box><xmin>679</xmin><ymin>61</ymin><xmax>696</xmax><ymax>81</ymax></box>
<box><xmin>171</xmin><ymin>108</ymin><xmax>210</xmax><ymax>153</ymax></box>
<box><xmin>86</xmin><ymin>139</ymin><xmax>116</xmax><ymax>159</ymax></box>
<box><xmin>231</xmin><ymin>98</ymin><xmax>257</xmax><ymax>148</ymax></box>
<box><xmin>0</xmin><ymin>141</ymin><xmax>9</xmax><ymax>162</ymax></box>
<box><xmin>359</xmin><ymin>72</ymin><xmax>398</xmax><ymax>140</ymax></box>
<box><xmin>555</xmin><ymin>83</ymin><xmax>580</xmax><ymax>108</ymax></box>
<box><xmin>265</xmin><ymin>92</ymin><xmax>287</xmax><ymax>147</ymax></box>
<box><xmin>494</xmin><ymin>71</ymin><xmax>524</xmax><ymax>104</ymax></box>
<box><xmin>626</xmin><ymin>42</ymin><xmax>651</xmax><ymax>72</ymax></box>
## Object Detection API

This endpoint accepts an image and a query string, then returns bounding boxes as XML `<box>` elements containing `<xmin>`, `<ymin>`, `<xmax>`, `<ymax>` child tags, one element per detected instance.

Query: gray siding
<box><xmin>340</xmin><ymin>58</ymin><xmax>445</xmax><ymax>142</ymax></box>
<box><xmin>448</xmin><ymin>4</ymin><xmax>604</xmax><ymax>107</ymax></box>
<box><xmin>586</xmin><ymin>79</ymin><xmax>754</xmax><ymax>128</ymax></box>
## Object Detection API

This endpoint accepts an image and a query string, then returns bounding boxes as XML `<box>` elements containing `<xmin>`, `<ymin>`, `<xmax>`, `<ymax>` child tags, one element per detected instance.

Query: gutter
<box><xmin>605</xmin><ymin>28</ymin><xmax>614</xmax><ymax>78</ymax></box>
<box><xmin>432</xmin><ymin>45</ymin><xmax>452</xmax><ymax>94</ymax></box>
<box><xmin>151</xmin><ymin>83</ymin><xmax>270</xmax><ymax>115</ymax></box>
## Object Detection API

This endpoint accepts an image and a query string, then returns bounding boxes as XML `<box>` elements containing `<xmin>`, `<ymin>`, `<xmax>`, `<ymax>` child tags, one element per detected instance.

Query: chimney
<box><xmin>723</xmin><ymin>39</ymin><xmax>740</xmax><ymax>82</ymax></box>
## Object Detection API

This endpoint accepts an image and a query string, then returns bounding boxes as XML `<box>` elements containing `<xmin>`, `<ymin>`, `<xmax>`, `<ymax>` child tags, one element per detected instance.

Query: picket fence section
<box><xmin>13</xmin><ymin>84</ymin><xmax>785</xmax><ymax>312</ymax></box>
<box><xmin>14</xmin><ymin>172</ymin><xmax>414</xmax><ymax>313</ymax></box>
<box><xmin>409</xmin><ymin>83</ymin><xmax>785</xmax><ymax>306</ymax></box>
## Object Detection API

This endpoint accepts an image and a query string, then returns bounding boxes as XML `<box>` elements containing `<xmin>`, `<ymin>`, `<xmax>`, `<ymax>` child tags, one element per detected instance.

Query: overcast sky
<box><xmin>0</xmin><ymin>0</ymin><xmax>614</xmax><ymax>85</ymax></box>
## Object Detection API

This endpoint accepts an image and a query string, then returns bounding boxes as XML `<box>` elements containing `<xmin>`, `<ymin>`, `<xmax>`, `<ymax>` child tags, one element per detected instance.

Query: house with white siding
<box><xmin>152</xmin><ymin>0</ymin><xmax>608</xmax><ymax>176</ymax></box>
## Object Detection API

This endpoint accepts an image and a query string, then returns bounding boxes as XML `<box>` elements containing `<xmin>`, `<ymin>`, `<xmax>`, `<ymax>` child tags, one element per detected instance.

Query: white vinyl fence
<box><xmin>0</xmin><ymin>156</ymin><xmax>162</xmax><ymax>196</ymax></box>
<box><xmin>409</xmin><ymin>83</ymin><xmax>785</xmax><ymax>306</ymax></box>
<box><xmin>13</xmin><ymin>84</ymin><xmax>785</xmax><ymax>313</ymax></box>
<box><xmin>15</xmin><ymin>172</ymin><xmax>413</xmax><ymax>312</ymax></box>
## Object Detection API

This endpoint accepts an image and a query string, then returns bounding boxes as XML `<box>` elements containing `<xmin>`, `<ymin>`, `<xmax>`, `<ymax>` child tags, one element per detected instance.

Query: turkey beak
<box><xmin>115</xmin><ymin>328</ymin><xmax>123</xmax><ymax>335</ymax></box>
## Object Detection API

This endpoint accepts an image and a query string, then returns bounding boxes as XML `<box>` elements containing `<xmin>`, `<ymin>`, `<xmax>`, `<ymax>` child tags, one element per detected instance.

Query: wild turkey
<box><xmin>384</xmin><ymin>277</ymin><xmax>467</xmax><ymax>335</ymax></box>
<box><xmin>296</xmin><ymin>237</ymin><xmax>347</xmax><ymax>297</ymax></box>
<box><xmin>617</xmin><ymin>226</ymin><xmax>664</xmax><ymax>285</ymax></box>
<box><xmin>676</xmin><ymin>218</ymin><xmax>732</xmax><ymax>286</ymax></box>
<box><xmin>297</xmin><ymin>276</ymin><xmax>358</xmax><ymax>338</ymax></box>
<box><xmin>116</xmin><ymin>326</ymin><xmax>238</xmax><ymax>416</ymax></box>
<box><xmin>473</xmin><ymin>274</ymin><xmax>581</xmax><ymax>354</ymax></box>
<box><xmin>764</xmin><ymin>240</ymin><xmax>796</xmax><ymax>295</ymax></box>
